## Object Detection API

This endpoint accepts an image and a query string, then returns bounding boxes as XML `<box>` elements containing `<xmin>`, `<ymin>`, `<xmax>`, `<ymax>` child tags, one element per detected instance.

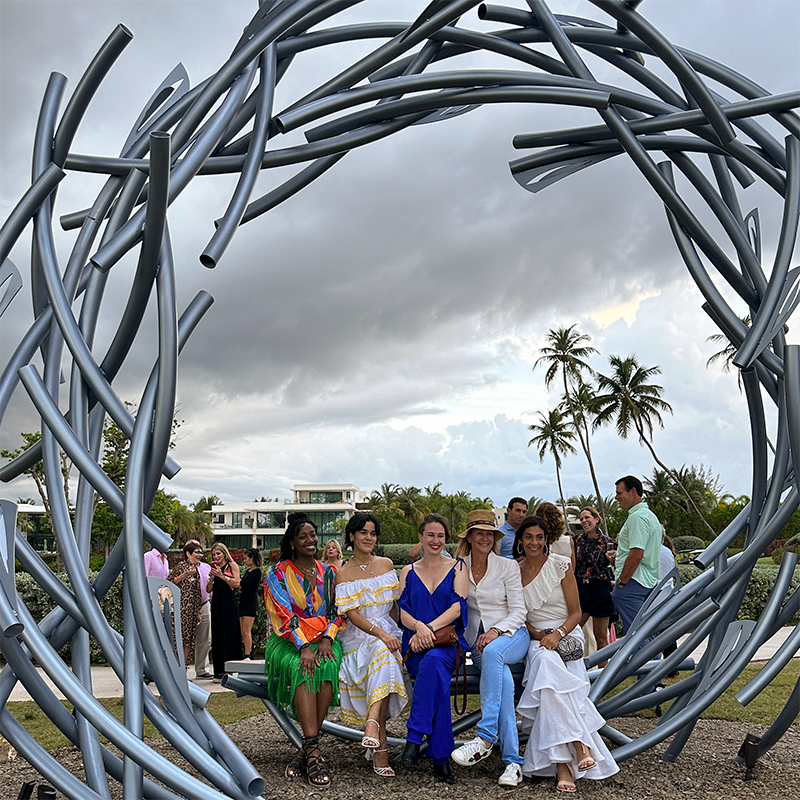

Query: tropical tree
<box><xmin>1</xmin><ymin>431</ymin><xmax>73</xmax><ymax>521</ymax></box>
<box><xmin>706</xmin><ymin>314</ymin><xmax>751</xmax><ymax>384</ymax></box>
<box><xmin>368</xmin><ymin>483</ymin><xmax>401</xmax><ymax>513</ymax></box>
<box><xmin>593</xmin><ymin>354</ymin><xmax>717</xmax><ymax>539</ymax></box>
<box><xmin>535</xmin><ymin>326</ymin><xmax>606</xmax><ymax>527</ymax></box>
<box><xmin>194</xmin><ymin>495</ymin><xmax>221</xmax><ymax>513</ymax></box>
<box><xmin>438</xmin><ymin>492</ymin><xmax>471</xmax><ymax>538</ymax></box>
<box><xmin>527</xmin><ymin>407</ymin><xmax>577</xmax><ymax>521</ymax></box>
<box><xmin>396</xmin><ymin>485</ymin><xmax>426</xmax><ymax>525</ymax></box>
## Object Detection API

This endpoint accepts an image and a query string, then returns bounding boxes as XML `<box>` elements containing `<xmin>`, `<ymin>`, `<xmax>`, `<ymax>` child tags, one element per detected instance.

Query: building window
<box><xmin>305</xmin><ymin>511</ymin><xmax>345</xmax><ymax>534</ymax></box>
<box><xmin>257</xmin><ymin>511</ymin><xmax>286</xmax><ymax>528</ymax></box>
<box><xmin>309</xmin><ymin>491</ymin><xmax>344</xmax><ymax>504</ymax></box>
<box><xmin>232</xmin><ymin>512</ymin><xmax>243</xmax><ymax>529</ymax></box>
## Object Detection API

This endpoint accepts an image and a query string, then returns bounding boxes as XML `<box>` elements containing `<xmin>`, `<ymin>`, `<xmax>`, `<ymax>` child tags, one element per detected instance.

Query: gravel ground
<box><xmin>1</xmin><ymin>711</ymin><xmax>798</xmax><ymax>799</ymax></box>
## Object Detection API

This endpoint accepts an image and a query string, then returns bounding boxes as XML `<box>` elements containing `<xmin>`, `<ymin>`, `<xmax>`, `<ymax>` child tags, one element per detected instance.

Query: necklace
<box><xmin>352</xmin><ymin>556</ymin><xmax>373</xmax><ymax>575</ymax></box>
<box><xmin>297</xmin><ymin>561</ymin><xmax>316</xmax><ymax>581</ymax></box>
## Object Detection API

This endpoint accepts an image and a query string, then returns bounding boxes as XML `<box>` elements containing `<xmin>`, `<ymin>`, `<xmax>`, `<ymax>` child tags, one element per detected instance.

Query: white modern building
<box><xmin>210</xmin><ymin>484</ymin><xmax>369</xmax><ymax>551</ymax></box>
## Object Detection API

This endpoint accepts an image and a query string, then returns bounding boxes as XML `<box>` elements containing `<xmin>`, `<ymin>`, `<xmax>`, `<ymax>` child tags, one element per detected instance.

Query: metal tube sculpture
<box><xmin>0</xmin><ymin>1</ymin><xmax>798</xmax><ymax>797</ymax></box>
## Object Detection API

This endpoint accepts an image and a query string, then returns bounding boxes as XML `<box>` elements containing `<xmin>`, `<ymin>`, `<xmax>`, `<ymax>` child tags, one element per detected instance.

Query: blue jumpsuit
<box><xmin>400</xmin><ymin>561</ymin><xmax>468</xmax><ymax>764</ymax></box>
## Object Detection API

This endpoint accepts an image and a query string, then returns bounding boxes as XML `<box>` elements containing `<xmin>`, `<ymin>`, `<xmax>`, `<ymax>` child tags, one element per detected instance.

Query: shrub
<box><xmin>677</xmin><ymin>563</ymin><xmax>800</xmax><ymax>623</ymax></box>
<box><xmin>672</xmin><ymin>535</ymin><xmax>706</xmax><ymax>552</ymax></box>
<box><xmin>381</xmin><ymin>543</ymin><xmax>417</xmax><ymax>565</ymax></box>
<box><xmin>14</xmin><ymin>571</ymin><xmax>124</xmax><ymax>664</ymax></box>
<box><xmin>764</xmin><ymin>539</ymin><xmax>787</xmax><ymax>557</ymax></box>
<box><xmin>772</xmin><ymin>547</ymin><xmax>784</xmax><ymax>564</ymax></box>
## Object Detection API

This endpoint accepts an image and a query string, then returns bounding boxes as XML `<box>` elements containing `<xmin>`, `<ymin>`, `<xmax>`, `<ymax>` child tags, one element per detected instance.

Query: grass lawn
<box><xmin>6</xmin><ymin>661</ymin><xmax>798</xmax><ymax>752</ymax></box>
<box><xmin>4</xmin><ymin>693</ymin><xmax>266</xmax><ymax>751</ymax></box>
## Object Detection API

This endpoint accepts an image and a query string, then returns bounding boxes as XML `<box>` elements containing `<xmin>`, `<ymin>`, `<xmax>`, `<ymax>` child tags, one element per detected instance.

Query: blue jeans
<box><xmin>612</xmin><ymin>578</ymin><xmax>653</xmax><ymax>634</ymax></box>
<box><xmin>470</xmin><ymin>626</ymin><xmax>528</xmax><ymax>765</ymax></box>
<box><xmin>613</xmin><ymin>579</ymin><xmax>658</xmax><ymax>683</ymax></box>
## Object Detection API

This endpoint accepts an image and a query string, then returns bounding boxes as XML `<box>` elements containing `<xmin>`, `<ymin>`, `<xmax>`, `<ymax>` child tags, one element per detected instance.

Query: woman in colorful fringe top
<box><xmin>264</xmin><ymin>512</ymin><xmax>346</xmax><ymax>788</ymax></box>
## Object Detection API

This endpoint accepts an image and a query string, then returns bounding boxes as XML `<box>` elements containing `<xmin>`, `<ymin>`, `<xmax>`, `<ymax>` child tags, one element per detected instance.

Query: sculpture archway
<box><xmin>0</xmin><ymin>2</ymin><xmax>799</xmax><ymax>798</ymax></box>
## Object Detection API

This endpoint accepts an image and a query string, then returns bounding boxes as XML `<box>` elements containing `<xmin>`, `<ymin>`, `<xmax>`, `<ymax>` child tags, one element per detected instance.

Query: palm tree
<box><xmin>368</xmin><ymin>483</ymin><xmax>401</xmax><ymax>512</ymax></box>
<box><xmin>593</xmin><ymin>354</ymin><xmax>717</xmax><ymax>539</ymax></box>
<box><xmin>439</xmin><ymin>492</ymin><xmax>470</xmax><ymax>538</ymax></box>
<box><xmin>396</xmin><ymin>485</ymin><xmax>425</xmax><ymax>525</ymax></box>
<box><xmin>527</xmin><ymin>407</ymin><xmax>577</xmax><ymax>522</ymax></box>
<box><xmin>171</xmin><ymin>498</ymin><xmax>196</xmax><ymax>540</ymax></box>
<box><xmin>535</xmin><ymin>326</ymin><xmax>606</xmax><ymax>528</ymax></box>
<box><xmin>643</xmin><ymin>469</ymin><xmax>682</xmax><ymax>513</ymax></box>
<box><xmin>706</xmin><ymin>314</ymin><xmax>751</xmax><ymax>382</ymax></box>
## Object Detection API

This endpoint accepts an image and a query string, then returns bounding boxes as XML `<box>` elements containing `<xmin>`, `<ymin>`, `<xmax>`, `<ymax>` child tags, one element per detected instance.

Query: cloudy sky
<box><xmin>1</xmin><ymin>0</ymin><xmax>798</xmax><ymax>511</ymax></box>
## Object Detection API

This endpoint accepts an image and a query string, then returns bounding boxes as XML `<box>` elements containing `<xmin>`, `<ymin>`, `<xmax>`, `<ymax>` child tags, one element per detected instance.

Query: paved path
<box><xmin>6</xmin><ymin>627</ymin><xmax>798</xmax><ymax>702</ymax></box>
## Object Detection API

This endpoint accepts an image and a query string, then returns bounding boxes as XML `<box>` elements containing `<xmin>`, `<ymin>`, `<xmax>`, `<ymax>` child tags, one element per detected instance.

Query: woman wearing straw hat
<box><xmin>450</xmin><ymin>509</ymin><xmax>528</xmax><ymax>787</ymax></box>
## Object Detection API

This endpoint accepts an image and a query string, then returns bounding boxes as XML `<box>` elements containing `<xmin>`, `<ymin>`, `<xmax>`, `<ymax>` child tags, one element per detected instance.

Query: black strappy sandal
<box><xmin>303</xmin><ymin>735</ymin><xmax>331</xmax><ymax>788</ymax></box>
<box><xmin>284</xmin><ymin>746</ymin><xmax>305</xmax><ymax>779</ymax></box>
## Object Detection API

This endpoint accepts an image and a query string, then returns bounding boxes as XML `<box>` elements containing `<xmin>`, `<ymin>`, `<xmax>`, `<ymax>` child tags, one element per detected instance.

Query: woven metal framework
<box><xmin>0</xmin><ymin>2</ymin><xmax>798</xmax><ymax>798</ymax></box>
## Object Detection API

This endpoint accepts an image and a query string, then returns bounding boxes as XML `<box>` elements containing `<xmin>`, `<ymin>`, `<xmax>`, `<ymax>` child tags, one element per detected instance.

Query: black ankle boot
<box><xmin>433</xmin><ymin>763</ymin><xmax>455</xmax><ymax>784</ymax></box>
<box><xmin>399</xmin><ymin>741</ymin><xmax>420</xmax><ymax>765</ymax></box>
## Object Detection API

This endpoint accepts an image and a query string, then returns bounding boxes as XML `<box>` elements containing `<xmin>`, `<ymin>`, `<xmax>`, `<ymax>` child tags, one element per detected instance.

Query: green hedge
<box><xmin>12</xmin><ymin>569</ymin><xmax>272</xmax><ymax>664</ymax></box>
<box><xmin>677</xmin><ymin>563</ymin><xmax>800</xmax><ymax>623</ymax></box>
<box><xmin>672</xmin><ymin>535</ymin><xmax>706</xmax><ymax>552</ymax></box>
<box><xmin>14</xmin><ymin>571</ymin><xmax>124</xmax><ymax>664</ymax></box>
<box><xmin>378</xmin><ymin>542</ymin><xmax>459</xmax><ymax>565</ymax></box>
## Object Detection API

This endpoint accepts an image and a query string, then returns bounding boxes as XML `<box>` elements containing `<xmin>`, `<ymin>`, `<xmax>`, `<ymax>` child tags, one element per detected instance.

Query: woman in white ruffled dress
<box><xmin>335</xmin><ymin>512</ymin><xmax>411</xmax><ymax>777</ymax></box>
<box><xmin>513</xmin><ymin>515</ymin><xmax>619</xmax><ymax>793</ymax></box>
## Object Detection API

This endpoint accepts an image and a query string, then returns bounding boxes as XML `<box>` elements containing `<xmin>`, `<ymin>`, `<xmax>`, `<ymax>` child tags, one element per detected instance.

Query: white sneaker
<box><xmin>498</xmin><ymin>762</ymin><xmax>523</xmax><ymax>787</ymax></box>
<box><xmin>451</xmin><ymin>737</ymin><xmax>493</xmax><ymax>766</ymax></box>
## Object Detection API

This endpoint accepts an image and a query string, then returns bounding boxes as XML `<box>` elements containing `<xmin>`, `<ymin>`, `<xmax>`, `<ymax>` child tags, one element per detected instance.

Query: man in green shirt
<box><xmin>612</xmin><ymin>475</ymin><xmax>662</xmax><ymax>633</ymax></box>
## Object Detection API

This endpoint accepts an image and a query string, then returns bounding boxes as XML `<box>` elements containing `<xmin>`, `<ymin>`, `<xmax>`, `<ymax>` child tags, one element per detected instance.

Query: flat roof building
<box><xmin>211</xmin><ymin>483</ymin><xmax>369</xmax><ymax>552</ymax></box>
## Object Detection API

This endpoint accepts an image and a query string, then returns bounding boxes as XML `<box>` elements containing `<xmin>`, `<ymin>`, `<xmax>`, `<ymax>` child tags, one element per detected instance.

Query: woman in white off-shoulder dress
<box><xmin>513</xmin><ymin>515</ymin><xmax>619</xmax><ymax>792</ymax></box>
<box><xmin>335</xmin><ymin>512</ymin><xmax>410</xmax><ymax>777</ymax></box>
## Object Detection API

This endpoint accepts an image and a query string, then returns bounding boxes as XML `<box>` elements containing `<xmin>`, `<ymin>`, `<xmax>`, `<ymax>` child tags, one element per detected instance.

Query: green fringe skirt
<box><xmin>264</xmin><ymin>634</ymin><xmax>343</xmax><ymax>713</ymax></box>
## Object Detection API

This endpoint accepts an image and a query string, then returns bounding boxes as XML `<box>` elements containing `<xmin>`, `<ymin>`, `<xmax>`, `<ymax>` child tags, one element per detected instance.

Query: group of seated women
<box><xmin>262</xmin><ymin>509</ymin><xmax>618</xmax><ymax>791</ymax></box>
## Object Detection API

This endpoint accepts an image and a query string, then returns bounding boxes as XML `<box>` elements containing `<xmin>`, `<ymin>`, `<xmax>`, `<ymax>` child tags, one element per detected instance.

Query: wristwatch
<box><xmin>616</xmin><ymin>579</ymin><xmax>627</xmax><ymax>588</ymax></box>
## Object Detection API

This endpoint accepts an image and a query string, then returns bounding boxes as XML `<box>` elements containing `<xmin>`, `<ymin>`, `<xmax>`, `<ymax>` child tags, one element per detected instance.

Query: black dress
<box><xmin>239</xmin><ymin>567</ymin><xmax>262</xmax><ymax>617</ymax></box>
<box><xmin>211</xmin><ymin>566</ymin><xmax>243</xmax><ymax>677</ymax></box>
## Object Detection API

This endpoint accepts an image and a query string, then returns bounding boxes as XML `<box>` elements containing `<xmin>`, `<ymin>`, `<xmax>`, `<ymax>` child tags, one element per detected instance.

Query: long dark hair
<box><xmin>513</xmin><ymin>515</ymin><xmax>549</xmax><ymax>558</ymax></box>
<box><xmin>279</xmin><ymin>512</ymin><xmax>318</xmax><ymax>561</ymax></box>
<box><xmin>344</xmin><ymin>511</ymin><xmax>381</xmax><ymax>550</ymax></box>
<box><xmin>245</xmin><ymin>547</ymin><xmax>263</xmax><ymax>568</ymax></box>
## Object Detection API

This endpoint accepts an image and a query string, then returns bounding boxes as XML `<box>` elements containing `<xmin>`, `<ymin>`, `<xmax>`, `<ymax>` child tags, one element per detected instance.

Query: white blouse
<box><xmin>464</xmin><ymin>552</ymin><xmax>527</xmax><ymax>648</ymax></box>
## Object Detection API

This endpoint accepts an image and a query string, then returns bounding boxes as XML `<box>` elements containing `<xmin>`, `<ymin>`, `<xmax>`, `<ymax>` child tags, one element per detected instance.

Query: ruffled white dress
<box><xmin>335</xmin><ymin>571</ymin><xmax>411</xmax><ymax>728</ymax></box>
<box><xmin>516</xmin><ymin>554</ymin><xmax>619</xmax><ymax>781</ymax></box>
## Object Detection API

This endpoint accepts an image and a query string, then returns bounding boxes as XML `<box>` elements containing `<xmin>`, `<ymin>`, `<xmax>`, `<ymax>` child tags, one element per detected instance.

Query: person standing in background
<box><xmin>239</xmin><ymin>548</ymin><xmax>263</xmax><ymax>660</ymax></box>
<box><xmin>497</xmin><ymin>497</ymin><xmax>528</xmax><ymax>559</ymax></box>
<box><xmin>612</xmin><ymin>476</ymin><xmax>662</xmax><ymax>634</ymax></box>
<box><xmin>193</xmin><ymin>541</ymin><xmax>213</xmax><ymax>680</ymax></box>
<box><xmin>144</xmin><ymin>547</ymin><xmax>169</xmax><ymax>581</ymax></box>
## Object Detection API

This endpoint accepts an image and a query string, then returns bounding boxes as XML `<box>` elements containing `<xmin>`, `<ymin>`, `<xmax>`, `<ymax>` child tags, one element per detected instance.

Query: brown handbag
<box><xmin>403</xmin><ymin>624</ymin><xmax>467</xmax><ymax>715</ymax></box>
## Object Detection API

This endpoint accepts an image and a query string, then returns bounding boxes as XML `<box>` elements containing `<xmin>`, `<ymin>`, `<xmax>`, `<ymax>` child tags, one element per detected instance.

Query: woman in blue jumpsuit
<box><xmin>397</xmin><ymin>513</ymin><xmax>468</xmax><ymax>784</ymax></box>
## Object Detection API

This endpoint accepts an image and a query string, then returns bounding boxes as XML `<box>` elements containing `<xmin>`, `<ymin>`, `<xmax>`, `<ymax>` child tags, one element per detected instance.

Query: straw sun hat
<box><xmin>457</xmin><ymin>509</ymin><xmax>502</xmax><ymax>539</ymax></box>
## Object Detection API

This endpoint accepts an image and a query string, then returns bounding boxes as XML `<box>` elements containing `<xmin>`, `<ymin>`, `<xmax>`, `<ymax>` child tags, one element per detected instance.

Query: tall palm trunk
<box><xmin>555</xmin><ymin>464</ymin><xmax>568</xmax><ymax>524</ymax></box>
<box><xmin>634</xmin><ymin>420</ymin><xmax>717</xmax><ymax>539</ymax></box>
<box><xmin>561</xmin><ymin>368</ymin><xmax>607</xmax><ymax>531</ymax></box>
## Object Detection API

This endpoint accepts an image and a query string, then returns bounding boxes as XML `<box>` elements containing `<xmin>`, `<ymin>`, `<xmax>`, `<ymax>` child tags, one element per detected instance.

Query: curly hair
<box><xmin>279</xmin><ymin>512</ymin><xmax>318</xmax><ymax>562</ymax></box>
<box><xmin>343</xmin><ymin>511</ymin><xmax>381</xmax><ymax>549</ymax></box>
<box><xmin>534</xmin><ymin>502</ymin><xmax>566</xmax><ymax>545</ymax></box>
